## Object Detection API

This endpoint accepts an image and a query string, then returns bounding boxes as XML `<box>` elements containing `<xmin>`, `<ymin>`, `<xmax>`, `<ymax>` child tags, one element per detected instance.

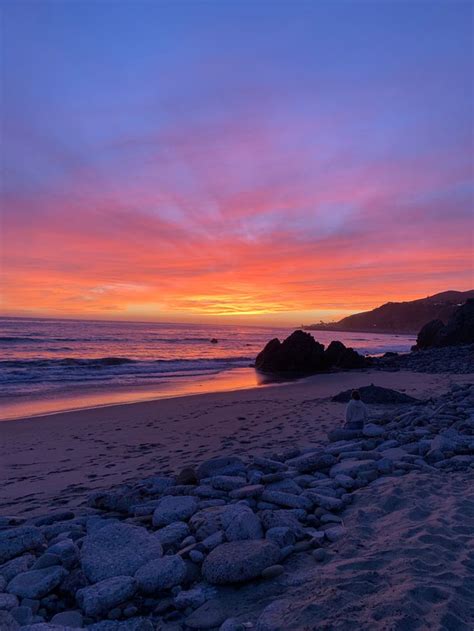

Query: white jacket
<box><xmin>345</xmin><ymin>399</ymin><xmax>368</xmax><ymax>428</ymax></box>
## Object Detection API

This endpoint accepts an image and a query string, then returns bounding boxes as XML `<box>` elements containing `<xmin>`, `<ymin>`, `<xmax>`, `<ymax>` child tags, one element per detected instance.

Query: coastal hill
<box><xmin>303</xmin><ymin>290</ymin><xmax>474</xmax><ymax>335</ymax></box>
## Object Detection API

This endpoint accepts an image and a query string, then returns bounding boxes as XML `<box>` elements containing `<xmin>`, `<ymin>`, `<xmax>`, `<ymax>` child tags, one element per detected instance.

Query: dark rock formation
<box><xmin>416</xmin><ymin>299</ymin><xmax>474</xmax><ymax>349</ymax></box>
<box><xmin>331</xmin><ymin>384</ymin><xmax>421</xmax><ymax>404</ymax></box>
<box><xmin>255</xmin><ymin>330</ymin><xmax>366</xmax><ymax>374</ymax></box>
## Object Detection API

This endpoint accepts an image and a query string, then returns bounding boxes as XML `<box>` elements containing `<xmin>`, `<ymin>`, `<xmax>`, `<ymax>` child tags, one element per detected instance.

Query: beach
<box><xmin>0</xmin><ymin>368</ymin><xmax>469</xmax><ymax>517</ymax></box>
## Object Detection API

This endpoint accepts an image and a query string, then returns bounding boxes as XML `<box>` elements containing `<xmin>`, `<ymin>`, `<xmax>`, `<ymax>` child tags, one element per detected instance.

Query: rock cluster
<box><xmin>0</xmin><ymin>384</ymin><xmax>473</xmax><ymax>630</ymax></box>
<box><xmin>375</xmin><ymin>343</ymin><xmax>474</xmax><ymax>374</ymax></box>
<box><xmin>415</xmin><ymin>299</ymin><xmax>474</xmax><ymax>350</ymax></box>
<box><xmin>331</xmin><ymin>384</ymin><xmax>421</xmax><ymax>404</ymax></box>
<box><xmin>255</xmin><ymin>331</ymin><xmax>366</xmax><ymax>374</ymax></box>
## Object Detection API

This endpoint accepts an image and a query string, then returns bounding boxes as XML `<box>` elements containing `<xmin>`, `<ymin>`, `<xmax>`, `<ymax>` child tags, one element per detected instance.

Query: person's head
<box><xmin>351</xmin><ymin>390</ymin><xmax>361</xmax><ymax>401</ymax></box>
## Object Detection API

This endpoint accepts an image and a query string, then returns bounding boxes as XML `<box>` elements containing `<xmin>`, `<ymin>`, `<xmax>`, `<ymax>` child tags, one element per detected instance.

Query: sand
<box><xmin>0</xmin><ymin>368</ymin><xmax>471</xmax><ymax>517</ymax></box>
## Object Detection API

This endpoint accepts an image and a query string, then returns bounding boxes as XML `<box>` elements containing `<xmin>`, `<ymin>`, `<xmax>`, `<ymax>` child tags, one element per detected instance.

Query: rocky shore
<box><xmin>374</xmin><ymin>343</ymin><xmax>474</xmax><ymax>374</ymax></box>
<box><xmin>1</xmin><ymin>382</ymin><xmax>473</xmax><ymax>630</ymax></box>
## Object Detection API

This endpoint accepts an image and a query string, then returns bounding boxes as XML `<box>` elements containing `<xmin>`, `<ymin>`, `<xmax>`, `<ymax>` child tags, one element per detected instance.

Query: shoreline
<box><xmin>1</xmin><ymin>368</ymin><xmax>472</xmax><ymax>518</ymax></box>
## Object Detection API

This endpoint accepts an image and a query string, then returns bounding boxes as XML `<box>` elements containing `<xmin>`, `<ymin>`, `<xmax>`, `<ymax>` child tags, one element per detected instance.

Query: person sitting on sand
<box><xmin>344</xmin><ymin>390</ymin><xmax>368</xmax><ymax>430</ymax></box>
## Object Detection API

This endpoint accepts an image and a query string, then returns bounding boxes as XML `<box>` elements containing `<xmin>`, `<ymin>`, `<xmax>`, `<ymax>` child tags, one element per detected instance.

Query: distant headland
<box><xmin>302</xmin><ymin>290</ymin><xmax>474</xmax><ymax>335</ymax></box>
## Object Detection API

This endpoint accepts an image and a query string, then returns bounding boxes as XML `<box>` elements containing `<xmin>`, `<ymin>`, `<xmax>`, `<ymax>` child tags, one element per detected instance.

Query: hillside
<box><xmin>303</xmin><ymin>290</ymin><xmax>474</xmax><ymax>334</ymax></box>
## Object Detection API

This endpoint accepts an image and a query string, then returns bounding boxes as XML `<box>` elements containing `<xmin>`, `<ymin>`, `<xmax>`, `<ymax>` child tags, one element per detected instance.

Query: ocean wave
<box><xmin>0</xmin><ymin>355</ymin><xmax>252</xmax><ymax>369</ymax></box>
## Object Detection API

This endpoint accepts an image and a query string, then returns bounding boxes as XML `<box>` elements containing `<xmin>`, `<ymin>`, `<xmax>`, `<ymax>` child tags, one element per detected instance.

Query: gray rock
<box><xmin>47</xmin><ymin>539</ymin><xmax>79</xmax><ymax>569</ymax></box>
<box><xmin>0</xmin><ymin>593</ymin><xmax>19</xmax><ymax>610</ymax></box>
<box><xmin>185</xmin><ymin>598</ymin><xmax>228</xmax><ymax>629</ymax></box>
<box><xmin>32</xmin><ymin>553</ymin><xmax>61</xmax><ymax>570</ymax></box>
<box><xmin>209</xmin><ymin>476</ymin><xmax>247</xmax><ymax>491</ymax></box>
<box><xmin>76</xmin><ymin>576</ymin><xmax>136</xmax><ymax>617</ymax></box>
<box><xmin>261</xmin><ymin>564</ymin><xmax>284</xmax><ymax>579</ymax></box>
<box><xmin>50</xmin><ymin>610</ymin><xmax>83</xmax><ymax>627</ymax></box>
<box><xmin>202</xmin><ymin>531</ymin><xmax>225</xmax><ymax>551</ymax></box>
<box><xmin>0</xmin><ymin>611</ymin><xmax>20</xmax><ymax>631</ymax></box>
<box><xmin>7</xmin><ymin>566</ymin><xmax>67</xmax><ymax>599</ymax></box>
<box><xmin>219</xmin><ymin>618</ymin><xmax>246</xmax><ymax>631</ymax></box>
<box><xmin>134</xmin><ymin>555</ymin><xmax>186</xmax><ymax>593</ymax></box>
<box><xmin>256</xmin><ymin>599</ymin><xmax>293</xmax><ymax>631</ymax></box>
<box><xmin>152</xmin><ymin>496</ymin><xmax>198</xmax><ymax>528</ymax></box>
<box><xmin>286</xmin><ymin>451</ymin><xmax>336</xmax><ymax>473</ymax></box>
<box><xmin>155</xmin><ymin>522</ymin><xmax>190</xmax><ymax>548</ymax></box>
<box><xmin>304</xmin><ymin>492</ymin><xmax>342</xmax><ymax>511</ymax></box>
<box><xmin>265</xmin><ymin>527</ymin><xmax>295</xmax><ymax>548</ymax></box>
<box><xmin>81</xmin><ymin>522</ymin><xmax>163</xmax><ymax>582</ymax></box>
<box><xmin>86</xmin><ymin>616</ymin><xmax>154</xmax><ymax>630</ymax></box>
<box><xmin>224</xmin><ymin>506</ymin><xmax>263</xmax><ymax>541</ymax></box>
<box><xmin>260</xmin><ymin>490</ymin><xmax>312</xmax><ymax>510</ymax></box>
<box><xmin>196</xmin><ymin>456</ymin><xmax>246</xmax><ymax>480</ymax></box>
<box><xmin>189</xmin><ymin>550</ymin><xmax>204</xmax><ymax>563</ymax></box>
<box><xmin>329</xmin><ymin>459</ymin><xmax>376</xmax><ymax>478</ymax></box>
<box><xmin>0</xmin><ymin>528</ymin><xmax>45</xmax><ymax>564</ymax></box>
<box><xmin>202</xmin><ymin>540</ymin><xmax>280</xmax><ymax>584</ymax></box>
<box><xmin>325</xmin><ymin>525</ymin><xmax>347</xmax><ymax>542</ymax></box>
<box><xmin>174</xmin><ymin>586</ymin><xmax>210</xmax><ymax>610</ymax></box>
<box><xmin>229</xmin><ymin>485</ymin><xmax>264</xmax><ymax>499</ymax></box>
<box><xmin>363</xmin><ymin>424</ymin><xmax>385</xmax><ymax>437</ymax></box>
<box><xmin>34</xmin><ymin>512</ymin><xmax>75</xmax><ymax>527</ymax></box>
<box><xmin>11</xmin><ymin>605</ymin><xmax>33</xmax><ymax>625</ymax></box>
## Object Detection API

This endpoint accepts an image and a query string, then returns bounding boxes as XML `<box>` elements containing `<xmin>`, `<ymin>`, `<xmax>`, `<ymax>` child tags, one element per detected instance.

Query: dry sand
<box><xmin>0</xmin><ymin>369</ymin><xmax>470</xmax><ymax>517</ymax></box>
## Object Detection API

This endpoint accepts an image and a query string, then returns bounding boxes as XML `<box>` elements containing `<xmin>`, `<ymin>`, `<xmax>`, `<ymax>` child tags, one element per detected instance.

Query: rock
<box><xmin>256</xmin><ymin>599</ymin><xmax>292</xmax><ymax>631</ymax></box>
<box><xmin>32</xmin><ymin>553</ymin><xmax>61</xmax><ymax>570</ymax></box>
<box><xmin>255</xmin><ymin>330</ymin><xmax>328</xmax><ymax>374</ymax></box>
<box><xmin>11</xmin><ymin>605</ymin><xmax>33</xmax><ymax>625</ymax></box>
<box><xmin>0</xmin><ymin>527</ymin><xmax>45</xmax><ymax>564</ymax></box>
<box><xmin>416</xmin><ymin>300</ymin><xmax>474</xmax><ymax>349</ymax></box>
<box><xmin>155</xmin><ymin>522</ymin><xmax>190</xmax><ymax>548</ymax></box>
<box><xmin>265</xmin><ymin>527</ymin><xmax>296</xmax><ymax>548</ymax></box>
<box><xmin>81</xmin><ymin>522</ymin><xmax>163</xmax><ymax>583</ymax></box>
<box><xmin>86</xmin><ymin>618</ymin><xmax>154</xmax><ymax>631</ymax></box>
<box><xmin>209</xmin><ymin>476</ymin><xmax>247</xmax><ymax>491</ymax></box>
<box><xmin>329</xmin><ymin>459</ymin><xmax>376</xmax><ymax>478</ymax></box>
<box><xmin>261</xmin><ymin>564</ymin><xmax>284</xmax><ymax>579</ymax></box>
<box><xmin>224</xmin><ymin>507</ymin><xmax>263</xmax><ymax>541</ymax></box>
<box><xmin>0</xmin><ymin>611</ymin><xmax>20</xmax><ymax>631</ymax></box>
<box><xmin>313</xmin><ymin>548</ymin><xmax>327</xmax><ymax>562</ymax></box>
<box><xmin>0</xmin><ymin>593</ymin><xmax>19</xmax><ymax>610</ymax></box>
<box><xmin>202</xmin><ymin>540</ymin><xmax>280</xmax><ymax>584</ymax></box>
<box><xmin>196</xmin><ymin>457</ymin><xmax>246</xmax><ymax>480</ymax></box>
<box><xmin>76</xmin><ymin>576</ymin><xmax>136</xmax><ymax>617</ymax></box>
<box><xmin>175</xmin><ymin>468</ymin><xmax>198</xmax><ymax>485</ymax></box>
<box><xmin>325</xmin><ymin>525</ymin><xmax>347</xmax><ymax>542</ymax></box>
<box><xmin>134</xmin><ymin>555</ymin><xmax>186</xmax><ymax>593</ymax></box>
<box><xmin>332</xmin><ymin>384</ymin><xmax>420</xmax><ymax>404</ymax></box>
<box><xmin>362</xmin><ymin>424</ymin><xmax>385</xmax><ymax>437</ymax></box>
<box><xmin>189</xmin><ymin>550</ymin><xmax>204</xmax><ymax>563</ymax></box>
<box><xmin>219</xmin><ymin>619</ymin><xmax>245</xmax><ymax>631</ymax></box>
<box><xmin>7</xmin><ymin>566</ymin><xmax>67</xmax><ymax>599</ymax></box>
<box><xmin>0</xmin><ymin>555</ymin><xmax>35</xmax><ymax>583</ymax></box>
<box><xmin>50</xmin><ymin>610</ymin><xmax>83</xmax><ymax>627</ymax></box>
<box><xmin>34</xmin><ymin>512</ymin><xmax>75</xmax><ymax>527</ymax></box>
<box><xmin>174</xmin><ymin>586</ymin><xmax>210</xmax><ymax>610</ymax></box>
<box><xmin>152</xmin><ymin>496</ymin><xmax>199</xmax><ymax>528</ymax></box>
<box><xmin>185</xmin><ymin>598</ymin><xmax>228</xmax><ymax>629</ymax></box>
<box><xmin>229</xmin><ymin>485</ymin><xmax>264</xmax><ymax>499</ymax></box>
<box><xmin>286</xmin><ymin>451</ymin><xmax>336</xmax><ymax>473</ymax></box>
<box><xmin>260</xmin><ymin>490</ymin><xmax>312</xmax><ymax>510</ymax></box>
<box><xmin>324</xmin><ymin>340</ymin><xmax>347</xmax><ymax>366</ymax></box>
<box><xmin>47</xmin><ymin>539</ymin><xmax>79</xmax><ymax>569</ymax></box>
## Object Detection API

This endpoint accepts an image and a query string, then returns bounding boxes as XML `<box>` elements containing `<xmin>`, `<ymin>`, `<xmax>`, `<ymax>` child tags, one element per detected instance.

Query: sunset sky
<box><xmin>1</xmin><ymin>1</ymin><xmax>473</xmax><ymax>324</ymax></box>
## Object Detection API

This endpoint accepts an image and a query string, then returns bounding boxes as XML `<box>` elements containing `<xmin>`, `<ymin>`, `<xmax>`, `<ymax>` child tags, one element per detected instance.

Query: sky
<box><xmin>1</xmin><ymin>0</ymin><xmax>473</xmax><ymax>325</ymax></box>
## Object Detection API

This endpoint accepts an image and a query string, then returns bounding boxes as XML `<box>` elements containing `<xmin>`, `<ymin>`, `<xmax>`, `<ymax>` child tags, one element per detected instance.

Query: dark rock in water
<box><xmin>255</xmin><ymin>331</ymin><xmax>367</xmax><ymax>374</ymax></box>
<box><xmin>416</xmin><ymin>300</ymin><xmax>474</xmax><ymax>349</ymax></box>
<box><xmin>382</xmin><ymin>351</ymin><xmax>399</xmax><ymax>358</ymax></box>
<box><xmin>331</xmin><ymin>384</ymin><xmax>421</xmax><ymax>404</ymax></box>
<box><xmin>210</xmin><ymin>338</ymin><xmax>218</xmax><ymax>344</ymax></box>
<box><xmin>255</xmin><ymin>330</ymin><xmax>327</xmax><ymax>374</ymax></box>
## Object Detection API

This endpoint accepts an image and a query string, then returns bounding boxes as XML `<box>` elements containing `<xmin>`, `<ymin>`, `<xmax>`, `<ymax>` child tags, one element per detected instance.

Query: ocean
<box><xmin>0</xmin><ymin>317</ymin><xmax>416</xmax><ymax>420</ymax></box>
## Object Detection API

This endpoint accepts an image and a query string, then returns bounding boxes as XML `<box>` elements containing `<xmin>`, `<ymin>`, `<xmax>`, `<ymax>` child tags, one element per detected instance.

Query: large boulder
<box><xmin>324</xmin><ymin>340</ymin><xmax>346</xmax><ymax>365</ymax></box>
<box><xmin>0</xmin><ymin>527</ymin><xmax>45</xmax><ymax>564</ymax></box>
<box><xmin>416</xmin><ymin>300</ymin><xmax>474</xmax><ymax>349</ymax></box>
<box><xmin>7</xmin><ymin>566</ymin><xmax>67</xmax><ymax>599</ymax></box>
<box><xmin>81</xmin><ymin>522</ymin><xmax>163</xmax><ymax>583</ymax></box>
<box><xmin>416</xmin><ymin>318</ymin><xmax>445</xmax><ymax>349</ymax></box>
<box><xmin>331</xmin><ymin>384</ymin><xmax>420</xmax><ymax>404</ymax></box>
<box><xmin>255</xmin><ymin>330</ymin><xmax>327</xmax><ymax>374</ymax></box>
<box><xmin>202</xmin><ymin>540</ymin><xmax>280</xmax><ymax>584</ymax></box>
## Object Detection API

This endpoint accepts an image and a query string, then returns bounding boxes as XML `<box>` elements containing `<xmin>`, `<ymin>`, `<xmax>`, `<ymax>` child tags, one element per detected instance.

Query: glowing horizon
<box><xmin>1</xmin><ymin>1</ymin><xmax>473</xmax><ymax>325</ymax></box>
